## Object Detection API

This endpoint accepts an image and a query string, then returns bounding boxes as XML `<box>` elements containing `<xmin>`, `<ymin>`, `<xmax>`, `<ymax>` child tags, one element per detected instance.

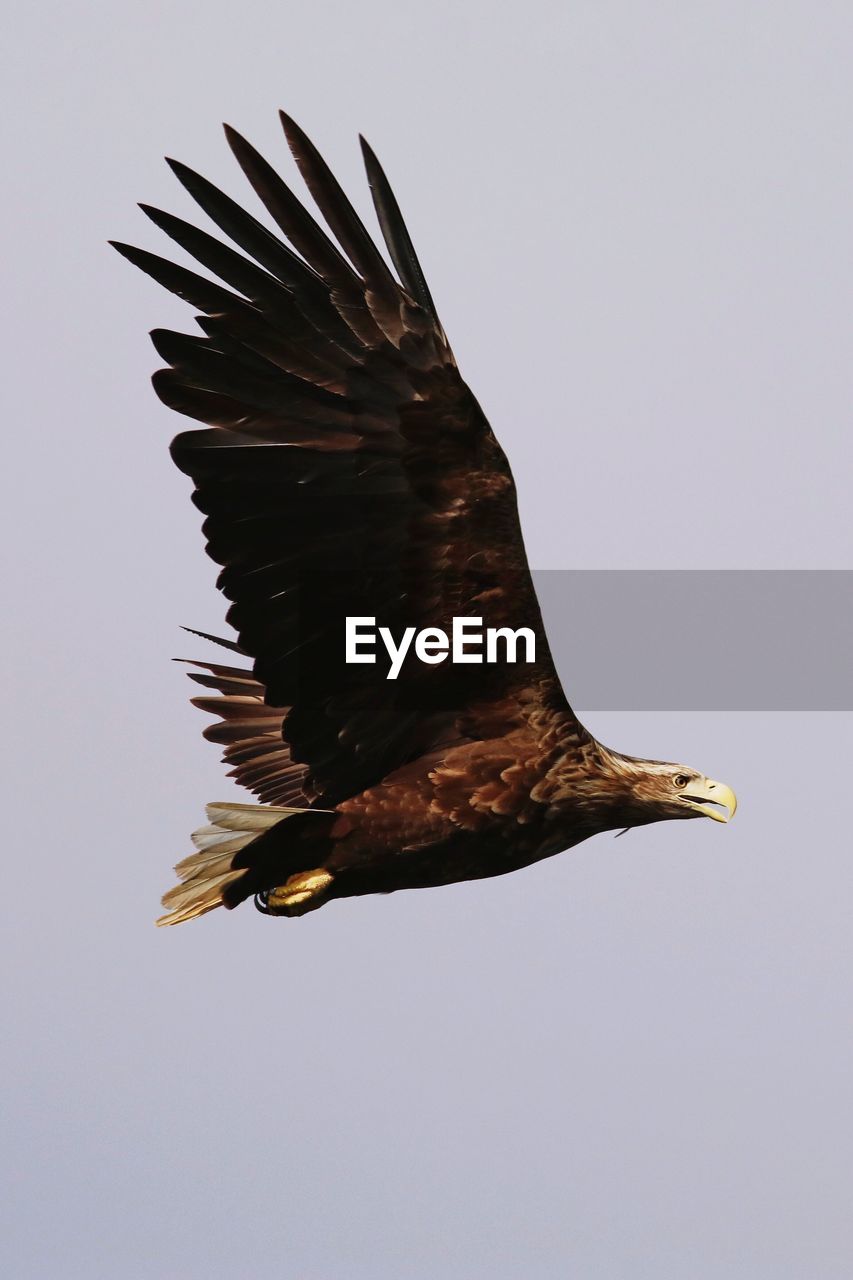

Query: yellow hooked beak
<box><xmin>683</xmin><ymin>777</ymin><xmax>738</xmax><ymax>823</ymax></box>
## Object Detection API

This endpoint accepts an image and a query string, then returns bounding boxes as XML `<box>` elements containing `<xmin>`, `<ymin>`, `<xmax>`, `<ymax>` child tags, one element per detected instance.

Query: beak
<box><xmin>683</xmin><ymin>777</ymin><xmax>738</xmax><ymax>823</ymax></box>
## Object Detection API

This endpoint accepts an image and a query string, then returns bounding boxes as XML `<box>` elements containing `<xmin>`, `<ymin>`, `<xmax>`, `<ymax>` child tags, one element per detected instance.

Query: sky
<box><xmin>3</xmin><ymin>2</ymin><xmax>853</xmax><ymax>1276</ymax></box>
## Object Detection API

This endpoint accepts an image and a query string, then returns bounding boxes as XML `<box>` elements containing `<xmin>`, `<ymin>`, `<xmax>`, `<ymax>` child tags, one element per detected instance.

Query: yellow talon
<box><xmin>266</xmin><ymin>868</ymin><xmax>334</xmax><ymax>915</ymax></box>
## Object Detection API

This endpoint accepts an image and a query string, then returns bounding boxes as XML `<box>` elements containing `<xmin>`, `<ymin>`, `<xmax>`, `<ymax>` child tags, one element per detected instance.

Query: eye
<box><xmin>674</xmin><ymin>773</ymin><xmax>691</xmax><ymax>788</ymax></box>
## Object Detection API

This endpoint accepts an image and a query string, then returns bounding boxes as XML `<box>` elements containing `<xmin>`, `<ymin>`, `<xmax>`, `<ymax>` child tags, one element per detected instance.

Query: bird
<box><xmin>112</xmin><ymin>110</ymin><xmax>737</xmax><ymax>927</ymax></box>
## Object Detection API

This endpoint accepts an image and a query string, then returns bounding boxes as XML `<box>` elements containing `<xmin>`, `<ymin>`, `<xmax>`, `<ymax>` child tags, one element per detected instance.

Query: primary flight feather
<box><xmin>113</xmin><ymin>110</ymin><xmax>736</xmax><ymax>926</ymax></box>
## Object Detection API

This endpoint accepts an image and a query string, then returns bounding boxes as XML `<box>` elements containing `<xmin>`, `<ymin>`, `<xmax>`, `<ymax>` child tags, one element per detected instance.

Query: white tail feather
<box><xmin>156</xmin><ymin>802</ymin><xmax>307</xmax><ymax>927</ymax></box>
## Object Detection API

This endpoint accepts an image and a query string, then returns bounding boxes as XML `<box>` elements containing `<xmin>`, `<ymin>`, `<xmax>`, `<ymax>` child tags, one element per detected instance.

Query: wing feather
<box><xmin>224</xmin><ymin>124</ymin><xmax>361</xmax><ymax>287</ymax></box>
<box><xmin>278</xmin><ymin>111</ymin><xmax>398</xmax><ymax>294</ymax></box>
<box><xmin>359</xmin><ymin>135</ymin><xmax>441</xmax><ymax>328</ymax></box>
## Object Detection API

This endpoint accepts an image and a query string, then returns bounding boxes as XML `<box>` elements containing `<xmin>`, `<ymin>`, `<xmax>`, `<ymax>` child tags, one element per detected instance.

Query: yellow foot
<box><xmin>266</xmin><ymin>868</ymin><xmax>334</xmax><ymax>916</ymax></box>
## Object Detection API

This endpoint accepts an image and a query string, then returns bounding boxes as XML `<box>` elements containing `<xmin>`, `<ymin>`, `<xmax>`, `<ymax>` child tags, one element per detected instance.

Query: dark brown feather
<box><xmin>359</xmin><ymin>135</ymin><xmax>441</xmax><ymax>327</ymax></box>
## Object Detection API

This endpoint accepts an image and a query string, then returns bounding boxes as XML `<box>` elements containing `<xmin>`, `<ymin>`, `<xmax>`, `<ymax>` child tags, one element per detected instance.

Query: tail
<box><xmin>156</xmin><ymin>801</ymin><xmax>332</xmax><ymax>926</ymax></box>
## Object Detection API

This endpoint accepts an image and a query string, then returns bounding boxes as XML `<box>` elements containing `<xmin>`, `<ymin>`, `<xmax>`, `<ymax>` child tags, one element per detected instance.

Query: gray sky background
<box><xmin>3</xmin><ymin>2</ymin><xmax>852</xmax><ymax>1277</ymax></box>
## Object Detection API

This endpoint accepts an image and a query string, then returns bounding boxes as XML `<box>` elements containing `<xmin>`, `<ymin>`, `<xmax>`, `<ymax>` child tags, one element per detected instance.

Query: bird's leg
<box><xmin>265</xmin><ymin>868</ymin><xmax>334</xmax><ymax>916</ymax></box>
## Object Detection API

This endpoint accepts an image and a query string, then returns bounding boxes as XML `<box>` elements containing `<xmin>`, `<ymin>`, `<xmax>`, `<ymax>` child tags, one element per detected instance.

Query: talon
<box><xmin>265</xmin><ymin>868</ymin><xmax>334</xmax><ymax>916</ymax></box>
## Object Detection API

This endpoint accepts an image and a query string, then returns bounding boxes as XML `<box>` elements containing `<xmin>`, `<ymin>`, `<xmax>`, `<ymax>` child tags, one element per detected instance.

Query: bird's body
<box><xmin>114</xmin><ymin>111</ymin><xmax>735</xmax><ymax>925</ymax></box>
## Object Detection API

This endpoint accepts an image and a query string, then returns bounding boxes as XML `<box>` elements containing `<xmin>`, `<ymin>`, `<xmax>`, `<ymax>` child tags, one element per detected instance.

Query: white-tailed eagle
<box><xmin>113</xmin><ymin>112</ymin><xmax>736</xmax><ymax>926</ymax></box>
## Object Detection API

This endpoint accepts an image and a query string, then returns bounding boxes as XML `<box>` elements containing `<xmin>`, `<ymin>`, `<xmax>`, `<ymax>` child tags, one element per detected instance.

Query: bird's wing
<box><xmin>114</xmin><ymin>112</ymin><xmax>583</xmax><ymax>806</ymax></box>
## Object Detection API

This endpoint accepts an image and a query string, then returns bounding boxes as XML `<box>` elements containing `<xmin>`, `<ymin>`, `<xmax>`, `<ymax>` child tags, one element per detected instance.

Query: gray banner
<box><xmin>533</xmin><ymin>570</ymin><xmax>852</xmax><ymax>710</ymax></box>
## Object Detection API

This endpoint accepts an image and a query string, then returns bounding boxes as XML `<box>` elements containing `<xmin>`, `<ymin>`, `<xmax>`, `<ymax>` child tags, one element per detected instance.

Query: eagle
<box><xmin>112</xmin><ymin>111</ymin><xmax>736</xmax><ymax>927</ymax></box>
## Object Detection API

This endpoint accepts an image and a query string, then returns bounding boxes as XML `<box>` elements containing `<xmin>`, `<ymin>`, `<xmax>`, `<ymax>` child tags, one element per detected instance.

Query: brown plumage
<box><xmin>113</xmin><ymin>111</ymin><xmax>736</xmax><ymax>926</ymax></box>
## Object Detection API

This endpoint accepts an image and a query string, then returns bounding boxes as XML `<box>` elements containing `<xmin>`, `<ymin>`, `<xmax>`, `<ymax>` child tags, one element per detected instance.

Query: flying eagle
<box><xmin>113</xmin><ymin>112</ymin><xmax>736</xmax><ymax>926</ymax></box>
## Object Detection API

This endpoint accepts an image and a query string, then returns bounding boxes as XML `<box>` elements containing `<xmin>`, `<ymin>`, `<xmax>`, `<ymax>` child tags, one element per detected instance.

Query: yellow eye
<box><xmin>674</xmin><ymin>774</ymin><xmax>691</xmax><ymax>788</ymax></box>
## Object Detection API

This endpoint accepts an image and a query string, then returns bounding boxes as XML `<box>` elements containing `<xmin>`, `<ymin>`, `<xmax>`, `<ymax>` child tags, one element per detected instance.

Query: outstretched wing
<box><xmin>114</xmin><ymin>112</ymin><xmax>579</xmax><ymax>806</ymax></box>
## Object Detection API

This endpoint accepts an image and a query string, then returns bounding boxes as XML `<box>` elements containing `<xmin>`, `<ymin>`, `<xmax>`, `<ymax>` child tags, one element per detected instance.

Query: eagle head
<box><xmin>606</xmin><ymin>754</ymin><xmax>738</xmax><ymax>828</ymax></box>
